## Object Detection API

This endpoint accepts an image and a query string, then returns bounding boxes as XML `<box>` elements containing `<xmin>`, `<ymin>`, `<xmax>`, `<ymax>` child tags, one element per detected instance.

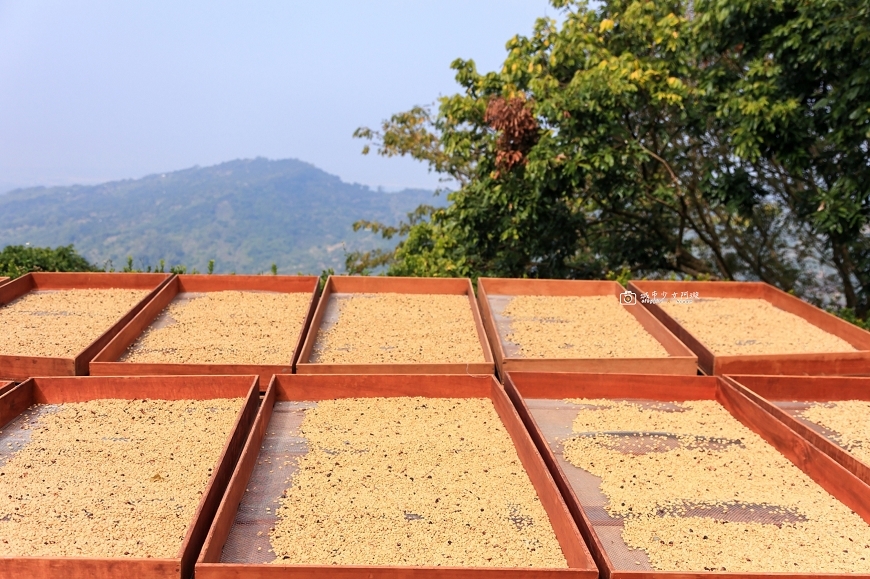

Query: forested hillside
<box><xmin>0</xmin><ymin>158</ymin><xmax>435</xmax><ymax>274</ymax></box>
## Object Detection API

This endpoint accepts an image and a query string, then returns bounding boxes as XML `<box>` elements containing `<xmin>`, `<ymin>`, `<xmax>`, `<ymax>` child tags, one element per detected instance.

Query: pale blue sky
<box><xmin>0</xmin><ymin>1</ymin><xmax>559</xmax><ymax>192</ymax></box>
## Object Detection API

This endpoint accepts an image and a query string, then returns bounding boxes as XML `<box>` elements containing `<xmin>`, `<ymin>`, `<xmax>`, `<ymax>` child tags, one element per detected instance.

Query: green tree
<box><xmin>697</xmin><ymin>0</ymin><xmax>870</xmax><ymax>313</ymax></box>
<box><xmin>351</xmin><ymin>0</ymin><xmax>869</xmax><ymax>315</ymax></box>
<box><xmin>0</xmin><ymin>244</ymin><xmax>99</xmax><ymax>279</ymax></box>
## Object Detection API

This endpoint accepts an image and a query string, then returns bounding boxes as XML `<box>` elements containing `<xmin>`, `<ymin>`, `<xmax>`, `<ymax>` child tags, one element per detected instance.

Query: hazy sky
<box><xmin>0</xmin><ymin>1</ymin><xmax>559</xmax><ymax>192</ymax></box>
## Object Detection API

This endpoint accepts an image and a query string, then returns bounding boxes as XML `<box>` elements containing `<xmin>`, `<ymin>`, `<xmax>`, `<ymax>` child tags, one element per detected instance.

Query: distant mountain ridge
<box><xmin>0</xmin><ymin>158</ymin><xmax>438</xmax><ymax>274</ymax></box>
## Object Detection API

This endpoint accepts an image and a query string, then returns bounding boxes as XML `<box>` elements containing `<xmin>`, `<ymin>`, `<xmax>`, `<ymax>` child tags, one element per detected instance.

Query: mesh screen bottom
<box><xmin>485</xmin><ymin>295</ymin><xmax>524</xmax><ymax>358</ymax></box>
<box><xmin>773</xmin><ymin>400</ymin><xmax>850</xmax><ymax>449</ymax></box>
<box><xmin>0</xmin><ymin>404</ymin><xmax>60</xmax><ymax>468</ymax></box>
<box><xmin>309</xmin><ymin>293</ymin><xmax>356</xmax><ymax>362</ymax></box>
<box><xmin>220</xmin><ymin>401</ymin><xmax>316</xmax><ymax>563</ymax></box>
<box><xmin>526</xmin><ymin>398</ymin><xmax>807</xmax><ymax>572</ymax></box>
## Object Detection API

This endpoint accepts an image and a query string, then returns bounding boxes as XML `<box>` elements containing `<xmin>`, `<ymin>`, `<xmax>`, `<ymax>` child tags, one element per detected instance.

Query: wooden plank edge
<box><xmin>466</xmin><ymin>278</ymin><xmax>495</xmax><ymax>365</ymax></box>
<box><xmin>713</xmin><ymin>351</ymin><xmax>870</xmax><ymax>376</ymax></box>
<box><xmin>0</xmin><ymin>354</ymin><xmax>75</xmax><ymax>382</ymax></box>
<box><xmin>476</xmin><ymin>279</ymin><xmax>508</xmax><ymax>383</ymax></box>
<box><xmin>296</xmin><ymin>276</ymin><xmax>333</xmax><ymax>365</ymax></box>
<box><xmin>502</xmin><ymin>357</ymin><xmax>698</xmax><ymax>376</ymax></box>
<box><xmin>291</xmin><ymin>278</ymin><xmax>322</xmax><ymax>373</ymax></box>
<box><xmin>198</xmin><ymin>378</ymin><xmax>278</xmax><ymax>563</ymax></box>
<box><xmin>76</xmin><ymin>273</ymin><xmax>176</xmax><ymax>375</ymax></box>
<box><xmin>90</xmin><ymin>276</ymin><xmax>181</xmax><ymax>365</ymax></box>
<box><xmin>0</xmin><ymin>557</ymin><xmax>180</xmax><ymax>579</ymax></box>
<box><xmin>196</xmin><ymin>563</ymin><xmax>594</xmax><ymax>577</ymax></box>
<box><xmin>722</xmin><ymin>376</ymin><xmax>870</xmax><ymax>489</ymax></box>
<box><xmin>503</xmin><ymin>372</ymin><xmax>717</xmax><ymax>401</ymax></box>
<box><xmin>327</xmin><ymin>275</ymin><xmax>473</xmax><ymax>295</ymax></box>
<box><xmin>90</xmin><ymin>362</ymin><xmax>290</xmax><ymax>388</ymax></box>
<box><xmin>295</xmin><ymin>362</ymin><xmax>495</xmax><ymax>375</ymax></box>
<box><xmin>502</xmin><ymin>374</ymin><xmax>615</xmax><ymax>579</ymax></box>
<box><xmin>716</xmin><ymin>379</ymin><xmax>870</xmax><ymax>525</ymax></box>
<box><xmin>489</xmin><ymin>380</ymin><xmax>598</xmax><ymax>573</ymax></box>
<box><xmin>177</xmin><ymin>377</ymin><xmax>261</xmax><ymax>578</ymax></box>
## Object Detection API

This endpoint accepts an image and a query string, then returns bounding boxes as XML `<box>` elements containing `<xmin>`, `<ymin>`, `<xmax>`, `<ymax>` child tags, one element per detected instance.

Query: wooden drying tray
<box><xmin>90</xmin><ymin>275</ymin><xmax>319</xmax><ymax>386</ymax></box>
<box><xmin>503</xmin><ymin>371</ymin><xmax>870</xmax><ymax>579</ymax></box>
<box><xmin>196</xmin><ymin>373</ymin><xmax>597</xmax><ymax>578</ymax></box>
<box><xmin>296</xmin><ymin>276</ymin><xmax>495</xmax><ymax>375</ymax></box>
<box><xmin>0</xmin><ymin>374</ymin><xmax>260</xmax><ymax>579</ymax></box>
<box><xmin>627</xmin><ymin>280</ymin><xmax>870</xmax><ymax>375</ymax></box>
<box><xmin>477</xmin><ymin>278</ymin><xmax>697</xmax><ymax>379</ymax></box>
<box><xmin>725</xmin><ymin>374</ymin><xmax>870</xmax><ymax>489</ymax></box>
<box><xmin>0</xmin><ymin>272</ymin><xmax>172</xmax><ymax>380</ymax></box>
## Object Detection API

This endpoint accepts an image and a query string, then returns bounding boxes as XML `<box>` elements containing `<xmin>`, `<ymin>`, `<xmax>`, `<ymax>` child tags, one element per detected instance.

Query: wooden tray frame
<box><xmin>296</xmin><ymin>276</ymin><xmax>495</xmax><ymax>375</ymax></box>
<box><xmin>503</xmin><ymin>371</ymin><xmax>870</xmax><ymax>579</ymax></box>
<box><xmin>0</xmin><ymin>272</ymin><xmax>172</xmax><ymax>380</ymax></box>
<box><xmin>477</xmin><ymin>279</ymin><xmax>697</xmax><ymax>379</ymax></box>
<box><xmin>725</xmin><ymin>374</ymin><xmax>870</xmax><ymax>489</ymax></box>
<box><xmin>0</xmin><ymin>374</ymin><xmax>260</xmax><ymax>579</ymax></box>
<box><xmin>0</xmin><ymin>277</ymin><xmax>8</xmax><ymax>287</ymax></box>
<box><xmin>0</xmin><ymin>380</ymin><xmax>13</xmax><ymax>398</ymax></box>
<box><xmin>90</xmin><ymin>275</ymin><xmax>319</xmax><ymax>385</ymax></box>
<box><xmin>627</xmin><ymin>280</ymin><xmax>870</xmax><ymax>376</ymax></box>
<box><xmin>196</xmin><ymin>373</ymin><xmax>598</xmax><ymax>578</ymax></box>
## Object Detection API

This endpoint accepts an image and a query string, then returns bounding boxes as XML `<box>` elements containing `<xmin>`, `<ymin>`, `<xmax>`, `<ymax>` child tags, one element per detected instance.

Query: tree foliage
<box><xmin>698</xmin><ymin>0</ymin><xmax>870</xmax><ymax>311</ymax></box>
<box><xmin>0</xmin><ymin>245</ymin><xmax>99</xmax><ymax>279</ymax></box>
<box><xmin>350</xmin><ymin>0</ymin><xmax>870</xmax><ymax>314</ymax></box>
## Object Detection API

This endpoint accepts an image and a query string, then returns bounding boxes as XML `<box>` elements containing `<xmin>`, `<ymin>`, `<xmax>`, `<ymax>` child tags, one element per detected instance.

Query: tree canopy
<box><xmin>0</xmin><ymin>245</ymin><xmax>99</xmax><ymax>279</ymax></box>
<box><xmin>350</xmin><ymin>0</ymin><xmax>870</xmax><ymax>315</ymax></box>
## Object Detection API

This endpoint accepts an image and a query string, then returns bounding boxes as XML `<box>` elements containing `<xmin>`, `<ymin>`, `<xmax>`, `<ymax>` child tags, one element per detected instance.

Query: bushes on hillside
<box><xmin>0</xmin><ymin>245</ymin><xmax>98</xmax><ymax>279</ymax></box>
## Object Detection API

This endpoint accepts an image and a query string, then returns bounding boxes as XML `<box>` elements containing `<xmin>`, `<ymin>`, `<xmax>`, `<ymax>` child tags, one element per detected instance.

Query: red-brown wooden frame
<box><xmin>724</xmin><ymin>374</ymin><xmax>870</xmax><ymax>489</ymax></box>
<box><xmin>196</xmin><ymin>373</ymin><xmax>598</xmax><ymax>578</ymax></box>
<box><xmin>296</xmin><ymin>276</ymin><xmax>495</xmax><ymax>375</ymax></box>
<box><xmin>90</xmin><ymin>274</ymin><xmax>319</xmax><ymax>386</ymax></box>
<box><xmin>0</xmin><ymin>374</ymin><xmax>260</xmax><ymax>579</ymax></box>
<box><xmin>0</xmin><ymin>272</ymin><xmax>173</xmax><ymax>380</ymax></box>
<box><xmin>477</xmin><ymin>279</ymin><xmax>697</xmax><ymax>380</ymax></box>
<box><xmin>0</xmin><ymin>277</ymin><xmax>8</xmax><ymax>287</ymax></box>
<box><xmin>627</xmin><ymin>280</ymin><xmax>870</xmax><ymax>376</ymax></box>
<box><xmin>504</xmin><ymin>371</ymin><xmax>870</xmax><ymax>579</ymax></box>
<box><xmin>0</xmin><ymin>380</ymin><xmax>13</xmax><ymax>397</ymax></box>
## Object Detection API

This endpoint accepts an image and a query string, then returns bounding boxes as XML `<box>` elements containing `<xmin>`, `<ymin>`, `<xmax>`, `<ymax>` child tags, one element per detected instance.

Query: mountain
<box><xmin>0</xmin><ymin>158</ymin><xmax>439</xmax><ymax>274</ymax></box>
